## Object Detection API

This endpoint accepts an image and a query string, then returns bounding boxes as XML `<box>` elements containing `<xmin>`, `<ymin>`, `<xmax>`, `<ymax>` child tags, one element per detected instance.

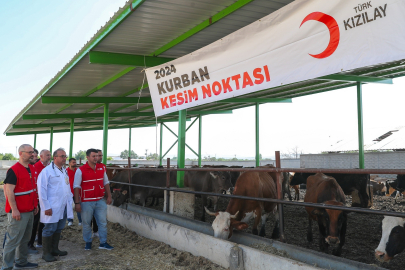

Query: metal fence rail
<box><xmin>107</xmin><ymin>151</ymin><xmax>405</xmax><ymax>242</ymax></box>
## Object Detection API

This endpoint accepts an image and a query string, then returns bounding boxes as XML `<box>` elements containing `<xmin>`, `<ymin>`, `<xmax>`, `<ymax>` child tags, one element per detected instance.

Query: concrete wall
<box><xmin>107</xmin><ymin>205</ymin><xmax>320</xmax><ymax>270</ymax></box>
<box><xmin>301</xmin><ymin>152</ymin><xmax>405</xmax><ymax>178</ymax></box>
<box><xmin>105</xmin><ymin>159</ymin><xmax>301</xmax><ymax>168</ymax></box>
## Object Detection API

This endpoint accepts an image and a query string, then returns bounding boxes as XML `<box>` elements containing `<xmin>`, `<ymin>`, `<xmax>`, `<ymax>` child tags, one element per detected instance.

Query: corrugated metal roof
<box><xmin>5</xmin><ymin>0</ymin><xmax>405</xmax><ymax>136</ymax></box>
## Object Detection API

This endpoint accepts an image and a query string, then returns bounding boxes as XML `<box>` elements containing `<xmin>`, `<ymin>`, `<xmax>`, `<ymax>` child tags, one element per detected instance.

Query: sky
<box><xmin>0</xmin><ymin>1</ymin><xmax>404</xmax><ymax>160</ymax></box>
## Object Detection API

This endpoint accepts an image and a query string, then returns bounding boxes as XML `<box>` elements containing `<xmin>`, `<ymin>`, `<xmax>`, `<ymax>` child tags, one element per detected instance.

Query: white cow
<box><xmin>375</xmin><ymin>216</ymin><xmax>405</xmax><ymax>262</ymax></box>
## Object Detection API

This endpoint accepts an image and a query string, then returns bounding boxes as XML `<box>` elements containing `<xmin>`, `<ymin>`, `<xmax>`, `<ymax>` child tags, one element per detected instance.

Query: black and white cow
<box><xmin>375</xmin><ymin>216</ymin><xmax>405</xmax><ymax>262</ymax></box>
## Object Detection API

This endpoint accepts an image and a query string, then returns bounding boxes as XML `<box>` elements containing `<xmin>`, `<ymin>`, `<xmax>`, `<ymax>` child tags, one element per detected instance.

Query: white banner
<box><xmin>146</xmin><ymin>0</ymin><xmax>405</xmax><ymax>117</ymax></box>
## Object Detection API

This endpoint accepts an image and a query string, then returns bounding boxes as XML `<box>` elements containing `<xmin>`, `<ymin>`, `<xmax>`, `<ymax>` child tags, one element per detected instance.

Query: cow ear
<box><xmin>230</xmin><ymin>219</ymin><xmax>248</xmax><ymax>231</ymax></box>
<box><xmin>122</xmin><ymin>190</ymin><xmax>128</xmax><ymax>195</ymax></box>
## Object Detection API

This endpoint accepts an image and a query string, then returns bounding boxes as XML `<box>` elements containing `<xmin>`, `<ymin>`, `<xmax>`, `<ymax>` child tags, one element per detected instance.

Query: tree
<box><xmin>2</xmin><ymin>153</ymin><xmax>16</xmax><ymax>160</ymax></box>
<box><xmin>120</xmin><ymin>149</ymin><xmax>138</xmax><ymax>159</ymax></box>
<box><xmin>281</xmin><ymin>146</ymin><xmax>303</xmax><ymax>159</ymax></box>
<box><xmin>75</xmin><ymin>150</ymin><xmax>86</xmax><ymax>160</ymax></box>
<box><xmin>107</xmin><ymin>156</ymin><xmax>113</xmax><ymax>161</ymax></box>
<box><xmin>146</xmin><ymin>153</ymin><xmax>159</xmax><ymax>160</ymax></box>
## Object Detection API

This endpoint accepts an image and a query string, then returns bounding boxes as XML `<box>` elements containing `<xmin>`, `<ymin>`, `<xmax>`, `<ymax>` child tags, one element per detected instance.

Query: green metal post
<box><xmin>128</xmin><ymin>128</ymin><xmax>132</xmax><ymax>159</ymax></box>
<box><xmin>198</xmin><ymin>115</ymin><xmax>202</xmax><ymax>167</ymax></box>
<box><xmin>177</xmin><ymin>110</ymin><xmax>187</xmax><ymax>187</ymax></box>
<box><xmin>102</xmin><ymin>103</ymin><xmax>109</xmax><ymax>164</ymax></box>
<box><xmin>255</xmin><ymin>103</ymin><xmax>260</xmax><ymax>167</ymax></box>
<box><xmin>33</xmin><ymin>134</ymin><xmax>37</xmax><ymax>149</ymax></box>
<box><xmin>357</xmin><ymin>82</ymin><xmax>365</xmax><ymax>169</ymax></box>
<box><xmin>69</xmin><ymin>118</ymin><xmax>74</xmax><ymax>159</ymax></box>
<box><xmin>50</xmin><ymin>127</ymin><xmax>53</xmax><ymax>154</ymax></box>
<box><xmin>159</xmin><ymin>123</ymin><xmax>163</xmax><ymax>166</ymax></box>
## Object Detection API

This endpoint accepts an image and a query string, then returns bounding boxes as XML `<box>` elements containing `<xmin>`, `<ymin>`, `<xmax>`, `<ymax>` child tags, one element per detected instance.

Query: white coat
<box><xmin>37</xmin><ymin>162</ymin><xmax>73</xmax><ymax>223</ymax></box>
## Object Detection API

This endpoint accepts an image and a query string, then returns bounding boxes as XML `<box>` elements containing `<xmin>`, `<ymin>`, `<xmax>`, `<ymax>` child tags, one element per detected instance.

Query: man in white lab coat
<box><xmin>37</xmin><ymin>148</ymin><xmax>73</xmax><ymax>262</ymax></box>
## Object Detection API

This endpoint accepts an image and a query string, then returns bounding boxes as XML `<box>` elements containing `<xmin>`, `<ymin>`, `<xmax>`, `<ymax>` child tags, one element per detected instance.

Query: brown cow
<box><xmin>106</xmin><ymin>165</ymin><xmax>121</xmax><ymax>180</ymax></box>
<box><xmin>205</xmin><ymin>171</ymin><xmax>279</xmax><ymax>240</ymax></box>
<box><xmin>305</xmin><ymin>173</ymin><xmax>348</xmax><ymax>256</ymax></box>
<box><xmin>289</xmin><ymin>174</ymin><xmax>300</xmax><ymax>201</ymax></box>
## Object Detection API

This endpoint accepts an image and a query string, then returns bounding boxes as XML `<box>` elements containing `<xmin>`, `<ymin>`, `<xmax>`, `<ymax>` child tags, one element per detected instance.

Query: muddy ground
<box><xmin>145</xmin><ymin>190</ymin><xmax>405</xmax><ymax>270</ymax></box>
<box><xmin>0</xmin><ymin>186</ymin><xmax>224</xmax><ymax>270</ymax></box>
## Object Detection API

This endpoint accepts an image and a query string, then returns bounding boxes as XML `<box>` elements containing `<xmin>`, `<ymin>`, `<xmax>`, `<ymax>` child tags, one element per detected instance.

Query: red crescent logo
<box><xmin>300</xmin><ymin>12</ymin><xmax>340</xmax><ymax>59</ymax></box>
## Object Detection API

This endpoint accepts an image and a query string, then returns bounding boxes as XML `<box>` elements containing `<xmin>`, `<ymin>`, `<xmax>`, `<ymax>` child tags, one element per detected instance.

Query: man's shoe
<box><xmin>35</xmin><ymin>244</ymin><xmax>42</xmax><ymax>248</ymax></box>
<box><xmin>78</xmin><ymin>222</ymin><xmax>82</xmax><ymax>226</ymax></box>
<box><xmin>85</xmin><ymin>242</ymin><xmax>92</xmax><ymax>250</ymax></box>
<box><xmin>51</xmin><ymin>233</ymin><xmax>67</xmax><ymax>256</ymax></box>
<box><xmin>41</xmin><ymin>236</ymin><xmax>56</xmax><ymax>262</ymax></box>
<box><xmin>67</xmin><ymin>221</ymin><xmax>73</xmax><ymax>226</ymax></box>
<box><xmin>13</xmin><ymin>262</ymin><xmax>38</xmax><ymax>269</ymax></box>
<box><xmin>27</xmin><ymin>245</ymin><xmax>38</xmax><ymax>254</ymax></box>
<box><xmin>99</xmin><ymin>242</ymin><xmax>114</xmax><ymax>250</ymax></box>
<box><xmin>92</xmin><ymin>232</ymin><xmax>99</xmax><ymax>238</ymax></box>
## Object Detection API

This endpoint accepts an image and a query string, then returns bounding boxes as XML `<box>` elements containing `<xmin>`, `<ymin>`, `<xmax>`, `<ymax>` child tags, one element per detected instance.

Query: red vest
<box><xmin>5</xmin><ymin>162</ymin><xmax>38</xmax><ymax>213</ymax></box>
<box><xmin>29</xmin><ymin>164</ymin><xmax>39</xmax><ymax>201</ymax></box>
<box><xmin>67</xmin><ymin>167</ymin><xmax>76</xmax><ymax>194</ymax></box>
<box><xmin>34</xmin><ymin>160</ymin><xmax>46</xmax><ymax>174</ymax></box>
<box><xmin>79</xmin><ymin>162</ymin><xmax>105</xmax><ymax>202</ymax></box>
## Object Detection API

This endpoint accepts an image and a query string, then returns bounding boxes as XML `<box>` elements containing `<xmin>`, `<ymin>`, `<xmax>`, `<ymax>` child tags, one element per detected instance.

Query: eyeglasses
<box><xmin>55</xmin><ymin>155</ymin><xmax>68</xmax><ymax>158</ymax></box>
<box><xmin>22</xmin><ymin>151</ymin><xmax>35</xmax><ymax>155</ymax></box>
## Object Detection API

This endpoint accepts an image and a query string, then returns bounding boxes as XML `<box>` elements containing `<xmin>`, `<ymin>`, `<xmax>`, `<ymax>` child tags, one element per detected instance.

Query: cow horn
<box><xmin>230</xmin><ymin>211</ymin><xmax>239</xmax><ymax>219</ymax></box>
<box><xmin>204</xmin><ymin>207</ymin><xmax>217</xmax><ymax>216</ymax></box>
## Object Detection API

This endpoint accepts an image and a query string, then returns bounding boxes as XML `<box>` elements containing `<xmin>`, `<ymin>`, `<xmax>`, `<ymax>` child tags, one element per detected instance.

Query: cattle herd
<box><xmin>107</xmin><ymin>164</ymin><xmax>405</xmax><ymax>264</ymax></box>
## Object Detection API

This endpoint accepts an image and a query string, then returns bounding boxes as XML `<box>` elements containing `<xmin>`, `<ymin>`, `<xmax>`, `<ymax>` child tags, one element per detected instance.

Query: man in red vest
<box><xmin>67</xmin><ymin>158</ymin><xmax>81</xmax><ymax>226</ymax></box>
<box><xmin>2</xmin><ymin>144</ymin><xmax>38</xmax><ymax>270</ymax></box>
<box><xmin>74</xmin><ymin>148</ymin><xmax>113</xmax><ymax>251</ymax></box>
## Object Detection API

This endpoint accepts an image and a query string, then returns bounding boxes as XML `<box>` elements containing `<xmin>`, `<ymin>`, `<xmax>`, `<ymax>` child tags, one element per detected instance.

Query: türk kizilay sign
<box><xmin>146</xmin><ymin>0</ymin><xmax>405</xmax><ymax>117</ymax></box>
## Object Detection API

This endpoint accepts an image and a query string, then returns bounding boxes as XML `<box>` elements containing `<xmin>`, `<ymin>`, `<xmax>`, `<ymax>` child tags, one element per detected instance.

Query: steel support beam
<box><xmin>255</xmin><ymin>103</ymin><xmax>260</xmax><ymax>167</ymax></box>
<box><xmin>129</xmin><ymin>128</ymin><xmax>132</xmax><ymax>159</ymax></box>
<box><xmin>6</xmin><ymin>124</ymin><xmax>157</xmax><ymax>136</ymax></box>
<box><xmin>33</xmin><ymin>134</ymin><xmax>37</xmax><ymax>149</ymax></box>
<box><xmin>198</xmin><ymin>115</ymin><xmax>202</xmax><ymax>167</ymax></box>
<box><xmin>102</xmin><ymin>104</ymin><xmax>109</xmax><ymax>164</ymax></box>
<box><xmin>320</xmin><ymin>74</ymin><xmax>393</xmax><ymax>84</ymax></box>
<box><xmin>13</xmin><ymin>119</ymin><xmax>189</xmax><ymax>129</ymax></box>
<box><xmin>89</xmin><ymin>51</ymin><xmax>174</xmax><ymax>67</ymax></box>
<box><xmin>150</xmin><ymin>0</ymin><xmax>254</xmax><ymax>56</ymax></box>
<box><xmin>50</xmin><ymin>127</ymin><xmax>53</xmax><ymax>154</ymax></box>
<box><xmin>357</xmin><ymin>82</ymin><xmax>365</xmax><ymax>169</ymax></box>
<box><xmin>177</xmin><ymin>110</ymin><xmax>186</xmax><ymax>187</ymax></box>
<box><xmin>159</xmin><ymin>123</ymin><xmax>163</xmax><ymax>166</ymax></box>
<box><xmin>216</xmin><ymin>98</ymin><xmax>292</xmax><ymax>103</ymax></box>
<box><xmin>69</xmin><ymin>119</ymin><xmax>74</xmax><ymax>159</ymax></box>
<box><xmin>42</xmin><ymin>96</ymin><xmax>152</xmax><ymax>104</ymax></box>
<box><xmin>22</xmin><ymin>110</ymin><xmax>231</xmax><ymax>120</ymax></box>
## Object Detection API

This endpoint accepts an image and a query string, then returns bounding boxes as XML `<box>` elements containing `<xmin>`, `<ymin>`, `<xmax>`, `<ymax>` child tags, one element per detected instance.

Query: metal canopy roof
<box><xmin>5</xmin><ymin>0</ymin><xmax>405</xmax><ymax>136</ymax></box>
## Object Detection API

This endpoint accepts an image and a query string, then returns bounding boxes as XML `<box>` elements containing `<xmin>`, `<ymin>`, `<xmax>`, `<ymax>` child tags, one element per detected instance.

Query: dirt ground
<box><xmin>145</xmin><ymin>190</ymin><xmax>405</xmax><ymax>270</ymax></box>
<box><xmin>0</xmin><ymin>186</ymin><xmax>224</xmax><ymax>270</ymax></box>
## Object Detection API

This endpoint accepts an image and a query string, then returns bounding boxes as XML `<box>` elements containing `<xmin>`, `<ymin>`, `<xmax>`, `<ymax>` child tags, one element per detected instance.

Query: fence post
<box><xmin>128</xmin><ymin>157</ymin><xmax>132</xmax><ymax>205</ymax></box>
<box><xmin>79</xmin><ymin>158</ymin><xmax>82</xmax><ymax>165</ymax></box>
<box><xmin>166</xmin><ymin>158</ymin><xmax>171</xmax><ymax>213</ymax></box>
<box><xmin>275</xmin><ymin>151</ymin><xmax>285</xmax><ymax>242</ymax></box>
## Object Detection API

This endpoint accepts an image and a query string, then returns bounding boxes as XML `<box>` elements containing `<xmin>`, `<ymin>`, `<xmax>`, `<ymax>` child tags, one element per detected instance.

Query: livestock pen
<box><xmin>108</xmin><ymin>152</ymin><xmax>405</xmax><ymax>270</ymax></box>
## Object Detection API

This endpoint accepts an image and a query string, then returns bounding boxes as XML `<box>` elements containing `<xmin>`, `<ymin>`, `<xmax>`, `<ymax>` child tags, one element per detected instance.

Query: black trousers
<box><xmin>90</xmin><ymin>216</ymin><xmax>98</xmax><ymax>233</ymax></box>
<box><xmin>28</xmin><ymin>204</ymin><xmax>41</xmax><ymax>247</ymax></box>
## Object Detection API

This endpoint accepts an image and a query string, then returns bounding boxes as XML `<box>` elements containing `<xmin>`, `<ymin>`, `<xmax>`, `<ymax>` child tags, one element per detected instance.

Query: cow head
<box><xmin>210</xmin><ymin>171</ymin><xmax>233</xmax><ymax>194</ymax></box>
<box><xmin>112</xmin><ymin>189</ymin><xmax>128</xmax><ymax>207</ymax></box>
<box><xmin>205</xmin><ymin>207</ymin><xmax>247</xmax><ymax>239</ymax></box>
<box><xmin>312</xmin><ymin>201</ymin><xmax>347</xmax><ymax>246</ymax></box>
<box><xmin>290</xmin><ymin>173</ymin><xmax>306</xmax><ymax>186</ymax></box>
<box><xmin>375</xmin><ymin>216</ymin><xmax>405</xmax><ymax>262</ymax></box>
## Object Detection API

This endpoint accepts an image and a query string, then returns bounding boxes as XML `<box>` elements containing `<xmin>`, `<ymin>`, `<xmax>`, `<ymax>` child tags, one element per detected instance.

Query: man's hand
<box><xmin>12</xmin><ymin>209</ymin><xmax>21</xmax><ymax>221</ymax></box>
<box><xmin>45</xmin><ymin>209</ymin><xmax>53</xmax><ymax>216</ymax></box>
<box><xmin>106</xmin><ymin>196</ymin><xmax>112</xmax><ymax>205</ymax></box>
<box><xmin>34</xmin><ymin>206</ymin><xmax>39</xmax><ymax>215</ymax></box>
<box><xmin>75</xmin><ymin>204</ymin><xmax>81</xmax><ymax>213</ymax></box>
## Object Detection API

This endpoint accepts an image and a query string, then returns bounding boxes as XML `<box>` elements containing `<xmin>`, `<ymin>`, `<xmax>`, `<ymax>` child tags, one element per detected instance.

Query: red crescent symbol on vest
<box><xmin>300</xmin><ymin>12</ymin><xmax>340</xmax><ymax>59</ymax></box>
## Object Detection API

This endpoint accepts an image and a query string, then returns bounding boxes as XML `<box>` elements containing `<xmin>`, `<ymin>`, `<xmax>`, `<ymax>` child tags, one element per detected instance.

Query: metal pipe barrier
<box><xmin>107</xmin><ymin>153</ymin><xmax>405</xmax><ymax>243</ymax></box>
